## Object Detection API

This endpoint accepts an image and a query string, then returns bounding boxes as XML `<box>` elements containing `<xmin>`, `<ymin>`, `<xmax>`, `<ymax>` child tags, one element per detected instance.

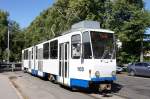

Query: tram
<box><xmin>22</xmin><ymin>21</ymin><xmax>116</xmax><ymax>91</ymax></box>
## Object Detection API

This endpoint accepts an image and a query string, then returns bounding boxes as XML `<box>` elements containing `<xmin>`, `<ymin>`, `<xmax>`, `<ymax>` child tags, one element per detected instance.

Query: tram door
<box><xmin>28</xmin><ymin>51</ymin><xmax>31</xmax><ymax>72</ymax></box>
<box><xmin>59</xmin><ymin>42</ymin><xmax>69</xmax><ymax>85</ymax></box>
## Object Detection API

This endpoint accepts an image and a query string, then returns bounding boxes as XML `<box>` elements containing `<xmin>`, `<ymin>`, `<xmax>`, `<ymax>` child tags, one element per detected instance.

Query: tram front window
<box><xmin>82</xmin><ymin>31</ymin><xmax>92</xmax><ymax>59</ymax></box>
<box><xmin>90</xmin><ymin>31</ymin><xmax>115</xmax><ymax>59</ymax></box>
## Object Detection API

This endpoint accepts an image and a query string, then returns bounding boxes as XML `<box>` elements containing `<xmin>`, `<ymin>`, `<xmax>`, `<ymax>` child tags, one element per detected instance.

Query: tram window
<box><xmin>90</xmin><ymin>31</ymin><xmax>114</xmax><ymax>59</ymax></box>
<box><xmin>43</xmin><ymin>43</ymin><xmax>49</xmax><ymax>59</ymax></box>
<box><xmin>71</xmin><ymin>34</ymin><xmax>81</xmax><ymax>59</ymax></box>
<box><xmin>31</xmin><ymin>48</ymin><xmax>33</xmax><ymax>59</ymax></box>
<box><xmin>50</xmin><ymin>40</ymin><xmax>58</xmax><ymax>59</ymax></box>
<box><xmin>24</xmin><ymin>50</ymin><xmax>28</xmax><ymax>60</ymax></box>
<box><xmin>36</xmin><ymin>46</ymin><xmax>38</xmax><ymax>59</ymax></box>
<box><xmin>82</xmin><ymin>32</ymin><xmax>92</xmax><ymax>59</ymax></box>
<box><xmin>26</xmin><ymin>50</ymin><xmax>29</xmax><ymax>59</ymax></box>
<box><xmin>25</xmin><ymin>50</ymin><xmax>27</xmax><ymax>59</ymax></box>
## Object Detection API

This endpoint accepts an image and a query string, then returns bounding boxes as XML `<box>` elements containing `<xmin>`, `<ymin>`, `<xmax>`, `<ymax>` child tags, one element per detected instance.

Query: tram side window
<box><xmin>24</xmin><ymin>50</ymin><xmax>28</xmax><ymax>60</ymax></box>
<box><xmin>43</xmin><ymin>43</ymin><xmax>49</xmax><ymax>59</ymax></box>
<box><xmin>35</xmin><ymin>46</ymin><xmax>38</xmax><ymax>59</ymax></box>
<box><xmin>71</xmin><ymin>34</ymin><xmax>81</xmax><ymax>59</ymax></box>
<box><xmin>50</xmin><ymin>40</ymin><xmax>58</xmax><ymax>59</ymax></box>
<box><xmin>31</xmin><ymin>48</ymin><xmax>33</xmax><ymax>59</ymax></box>
<box><xmin>82</xmin><ymin>32</ymin><xmax>92</xmax><ymax>59</ymax></box>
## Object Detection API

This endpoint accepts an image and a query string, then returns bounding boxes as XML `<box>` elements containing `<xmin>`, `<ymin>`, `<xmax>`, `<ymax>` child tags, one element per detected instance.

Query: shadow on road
<box><xmin>60</xmin><ymin>82</ymin><xmax>123</xmax><ymax>95</ymax></box>
<box><xmin>111</xmin><ymin>83</ymin><xmax>123</xmax><ymax>93</ymax></box>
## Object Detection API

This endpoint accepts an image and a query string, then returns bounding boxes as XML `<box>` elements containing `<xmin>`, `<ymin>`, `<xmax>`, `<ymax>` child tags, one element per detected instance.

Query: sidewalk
<box><xmin>0</xmin><ymin>74</ymin><xmax>20</xmax><ymax>99</ymax></box>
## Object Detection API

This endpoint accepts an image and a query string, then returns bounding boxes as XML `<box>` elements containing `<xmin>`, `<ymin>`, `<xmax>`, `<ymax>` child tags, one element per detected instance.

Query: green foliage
<box><xmin>144</xmin><ymin>57</ymin><xmax>150</xmax><ymax>62</ymax></box>
<box><xmin>0</xmin><ymin>10</ymin><xmax>25</xmax><ymax>62</ymax></box>
<box><xmin>23</xmin><ymin>0</ymin><xmax>150</xmax><ymax>64</ymax></box>
<box><xmin>24</xmin><ymin>0</ymin><xmax>113</xmax><ymax>47</ymax></box>
<box><xmin>9</xmin><ymin>21</ymin><xmax>25</xmax><ymax>62</ymax></box>
<box><xmin>108</xmin><ymin>0</ymin><xmax>150</xmax><ymax>64</ymax></box>
<box><xmin>1</xmin><ymin>0</ymin><xmax>150</xmax><ymax>63</ymax></box>
<box><xmin>0</xmin><ymin>10</ymin><xmax>8</xmax><ymax>61</ymax></box>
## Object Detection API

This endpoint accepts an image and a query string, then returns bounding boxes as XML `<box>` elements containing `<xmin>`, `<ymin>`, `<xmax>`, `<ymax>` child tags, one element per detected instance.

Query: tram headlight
<box><xmin>95</xmin><ymin>71</ymin><xmax>100</xmax><ymax>78</ymax></box>
<box><xmin>112</xmin><ymin>71</ymin><xmax>116</xmax><ymax>76</ymax></box>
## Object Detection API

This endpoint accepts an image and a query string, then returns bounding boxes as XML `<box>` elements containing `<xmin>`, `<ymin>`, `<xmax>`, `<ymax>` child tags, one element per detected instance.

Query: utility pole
<box><xmin>140</xmin><ymin>39</ymin><xmax>144</xmax><ymax>62</ymax></box>
<box><xmin>7</xmin><ymin>23</ymin><xmax>10</xmax><ymax>64</ymax></box>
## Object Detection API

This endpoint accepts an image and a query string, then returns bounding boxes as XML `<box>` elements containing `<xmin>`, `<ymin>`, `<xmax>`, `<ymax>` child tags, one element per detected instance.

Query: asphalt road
<box><xmin>2</xmin><ymin>72</ymin><xmax>123</xmax><ymax>99</ymax></box>
<box><xmin>114</xmin><ymin>74</ymin><xmax>150</xmax><ymax>99</ymax></box>
<box><xmin>2</xmin><ymin>71</ymin><xmax>150</xmax><ymax>99</ymax></box>
<box><xmin>0</xmin><ymin>74</ymin><xmax>20</xmax><ymax>99</ymax></box>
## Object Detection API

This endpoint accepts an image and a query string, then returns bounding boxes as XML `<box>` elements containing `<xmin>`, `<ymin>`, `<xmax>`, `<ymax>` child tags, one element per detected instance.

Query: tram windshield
<box><xmin>90</xmin><ymin>31</ymin><xmax>115</xmax><ymax>59</ymax></box>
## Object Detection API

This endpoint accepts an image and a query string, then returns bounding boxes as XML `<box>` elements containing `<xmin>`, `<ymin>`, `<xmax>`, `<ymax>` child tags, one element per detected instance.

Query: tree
<box><xmin>0</xmin><ymin>10</ymin><xmax>25</xmax><ymax>62</ymax></box>
<box><xmin>0</xmin><ymin>10</ymin><xmax>9</xmax><ymax>61</ymax></box>
<box><xmin>24</xmin><ymin>0</ymin><xmax>113</xmax><ymax>47</ymax></box>
<box><xmin>109</xmin><ymin>0</ymin><xmax>150</xmax><ymax>64</ymax></box>
<box><xmin>9</xmin><ymin>21</ymin><xmax>25</xmax><ymax>62</ymax></box>
<box><xmin>23</xmin><ymin>0</ymin><xmax>150</xmax><ymax>64</ymax></box>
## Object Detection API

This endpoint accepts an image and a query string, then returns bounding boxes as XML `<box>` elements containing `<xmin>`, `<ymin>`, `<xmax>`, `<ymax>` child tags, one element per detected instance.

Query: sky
<box><xmin>145</xmin><ymin>0</ymin><xmax>150</xmax><ymax>10</ymax></box>
<box><xmin>0</xmin><ymin>0</ymin><xmax>150</xmax><ymax>30</ymax></box>
<box><xmin>144</xmin><ymin>0</ymin><xmax>150</xmax><ymax>34</ymax></box>
<box><xmin>0</xmin><ymin>0</ymin><xmax>54</xmax><ymax>28</ymax></box>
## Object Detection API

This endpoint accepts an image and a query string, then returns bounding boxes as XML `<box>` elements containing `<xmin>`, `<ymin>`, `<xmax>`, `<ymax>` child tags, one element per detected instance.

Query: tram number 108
<box><xmin>77</xmin><ymin>67</ymin><xmax>84</xmax><ymax>72</ymax></box>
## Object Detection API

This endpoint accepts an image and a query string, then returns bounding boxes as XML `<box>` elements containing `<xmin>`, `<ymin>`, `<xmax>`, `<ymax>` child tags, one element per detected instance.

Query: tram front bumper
<box><xmin>91</xmin><ymin>76</ymin><xmax>116</xmax><ymax>82</ymax></box>
<box><xmin>70</xmin><ymin>76</ymin><xmax>116</xmax><ymax>89</ymax></box>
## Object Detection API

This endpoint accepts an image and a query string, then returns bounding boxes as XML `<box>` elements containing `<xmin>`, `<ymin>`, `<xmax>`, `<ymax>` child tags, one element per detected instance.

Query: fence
<box><xmin>0</xmin><ymin>62</ymin><xmax>22</xmax><ymax>72</ymax></box>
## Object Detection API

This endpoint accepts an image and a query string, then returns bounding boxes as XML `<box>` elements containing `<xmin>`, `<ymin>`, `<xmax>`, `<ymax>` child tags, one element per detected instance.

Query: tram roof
<box><xmin>62</xmin><ymin>21</ymin><xmax>114</xmax><ymax>35</ymax></box>
<box><xmin>61</xmin><ymin>28</ymin><xmax>114</xmax><ymax>35</ymax></box>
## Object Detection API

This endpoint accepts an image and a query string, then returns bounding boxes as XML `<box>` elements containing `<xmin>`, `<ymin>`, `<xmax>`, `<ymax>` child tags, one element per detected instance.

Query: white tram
<box><xmin>22</xmin><ymin>21</ymin><xmax>116</xmax><ymax>91</ymax></box>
